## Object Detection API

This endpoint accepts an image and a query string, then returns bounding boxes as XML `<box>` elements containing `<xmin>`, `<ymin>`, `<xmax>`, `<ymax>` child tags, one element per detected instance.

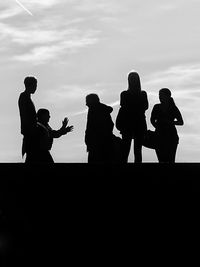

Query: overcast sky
<box><xmin>0</xmin><ymin>0</ymin><xmax>200</xmax><ymax>162</ymax></box>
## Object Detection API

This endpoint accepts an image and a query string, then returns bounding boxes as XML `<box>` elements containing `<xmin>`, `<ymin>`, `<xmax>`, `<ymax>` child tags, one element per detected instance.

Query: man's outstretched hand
<box><xmin>62</xmin><ymin>125</ymin><xmax>74</xmax><ymax>135</ymax></box>
<box><xmin>66</xmin><ymin>125</ymin><xmax>74</xmax><ymax>133</ymax></box>
<box><xmin>61</xmin><ymin>117</ymin><xmax>74</xmax><ymax>135</ymax></box>
<box><xmin>62</xmin><ymin>117</ymin><xmax>69</xmax><ymax>128</ymax></box>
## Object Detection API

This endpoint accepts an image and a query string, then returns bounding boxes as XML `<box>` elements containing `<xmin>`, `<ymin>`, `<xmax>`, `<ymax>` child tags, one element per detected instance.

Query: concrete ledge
<box><xmin>0</xmin><ymin>163</ymin><xmax>198</xmax><ymax>265</ymax></box>
<box><xmin>0</xmin><ymin>162</ymin><xmax>199</xmax><ymax>192</ymax></box>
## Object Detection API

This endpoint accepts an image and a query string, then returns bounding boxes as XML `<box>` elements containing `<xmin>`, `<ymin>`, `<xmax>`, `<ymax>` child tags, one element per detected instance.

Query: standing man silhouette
<box><xmin>18</xmin><ymin>76</ymin><xmax>38</xmax><ymax>163</ymax></box>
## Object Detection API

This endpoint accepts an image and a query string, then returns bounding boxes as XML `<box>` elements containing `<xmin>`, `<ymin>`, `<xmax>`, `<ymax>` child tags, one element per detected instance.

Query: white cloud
<box><xmin>0</xmin><ymin>22</ymin><xmax>66</xmax><ymax>44</ymax></box>
<box><xmin>45</xmin><ymin>84</ymin><xmax>105</xmax><ymax>104</ymax></box>
<box><xmin>0</xmin><ymin>6</ymin><xmax>22</xmax><ymax>19</ymax></box>
<box><xmin>75</xmin><ymin>0</ymin><xmax>123</xmax><ymax>14</ymax></box>
<box><xmin>13</xmin><ymin>33</ymin><xmax>98</xmax><ymax>64</ymax></box>
<box><xmin>0</xmin><ymin>18</ymin><xmax>99</xmax><ymax>64</ymax></box>
<box><xmin>68</xmin><ymin>100</ymin><xmax>119</xmax><ymax>117</ymax></box>
<box><xmin>1</xmin><ymin>24</ymin><xmax>90</xmax><ymax>45</ymax></box>
<box><xmin>143</xmin><ymin>64</ymin><xmax>200</xmax><ymax>91</ymax></box>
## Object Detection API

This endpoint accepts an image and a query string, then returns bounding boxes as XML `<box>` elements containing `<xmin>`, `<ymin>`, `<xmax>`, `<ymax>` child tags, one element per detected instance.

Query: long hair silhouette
<box><xmin>127</xmin><ymin>71</ymin><xmax>141</xmax><ymax>93</ymax></box>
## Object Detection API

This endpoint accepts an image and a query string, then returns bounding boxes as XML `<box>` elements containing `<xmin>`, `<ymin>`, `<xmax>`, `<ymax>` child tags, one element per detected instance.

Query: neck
<box><xmin>25</xmin><ymin>89</ymin><xmax>31</xmax><ymax>95</ymax></box>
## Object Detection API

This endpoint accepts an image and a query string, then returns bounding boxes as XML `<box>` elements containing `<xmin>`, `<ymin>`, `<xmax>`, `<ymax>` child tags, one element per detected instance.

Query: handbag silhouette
<box><xmin>143</xmin><ymin>130</ymin><xmax>157</xmax><ymax>149</ymax></box>
<box><xmin>115</xmin><ymin>107</ymin><xmax>124</xmax><ymax>131</ymax></box>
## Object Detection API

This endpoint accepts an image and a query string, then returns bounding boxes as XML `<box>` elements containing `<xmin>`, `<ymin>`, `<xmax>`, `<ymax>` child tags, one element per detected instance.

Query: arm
<box><xmin>142</xmin><ymin>91</ymin><xmax>149</xmax><ymax>111</ymax></box>
<box><xmin>120</xmin><ymin>91</ymin><xmax>126</xmax><ymax>106</ymax></box>
<box><xmin>150</xmin><ymin>105</ymin><xmax>158</xmax><ymax>129</ymax></box>
<box><xmin>51</xmin><ymin>117</ymin><xmax>74</xmax><ymax>138</ymax></box>
<box><xmin>174</xmin><ymin>107</ymin><xmax>184</xmax><ymax>126</ymax></box>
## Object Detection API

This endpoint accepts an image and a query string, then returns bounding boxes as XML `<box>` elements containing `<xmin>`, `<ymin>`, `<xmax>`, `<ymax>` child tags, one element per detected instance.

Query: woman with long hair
<box><xmin>116</xmin><ymin>71</ymin><xmax>149</xmax><ymax>162</ymax></box>
<box><xmin>150</xmin><ymin>88</ymin><xmax>184</xmax><ymax>162</ymax></box>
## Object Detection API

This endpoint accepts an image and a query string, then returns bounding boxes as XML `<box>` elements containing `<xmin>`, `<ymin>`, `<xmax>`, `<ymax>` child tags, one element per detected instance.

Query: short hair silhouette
<box><xmin>37</xmin><ymin>108</ymin><xmax>49</xmax><ymax>121</ymax></box>
<box><xmin>128</xmin><ymin>71</ymin><xmax>141</xmax><ymax>93</ymax></box>
<box><xmin>159</xmin><ymin>88</ymin><xmax>171</xmax><ymax>97</ymax></box>
<box><xmin>86</xmin><ymin>94</ymin><xmax>100</xmax><ymax>106</ymax></box>
<box><xmin>24</xmin><ymin>76</ymin><xmax>37</xmax><ymax>88</ymax></box>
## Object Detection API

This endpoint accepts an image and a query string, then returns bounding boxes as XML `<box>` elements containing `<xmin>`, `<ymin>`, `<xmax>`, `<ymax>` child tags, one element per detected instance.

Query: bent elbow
<box><xmin>177</xmin><ymin>121</ymin><xmax>184</xmax><ymax>126</ymax></box>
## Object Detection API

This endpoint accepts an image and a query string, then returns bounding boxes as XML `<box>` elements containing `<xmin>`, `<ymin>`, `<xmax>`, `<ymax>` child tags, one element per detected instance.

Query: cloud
<box><xmin>141</xmin><ymin>63</ymin><xmax>200</xmax><ymax>144</ymax></box>
<box><xmin>0</xmin><ymin>6</ymin><xmax>22</xmax><ymax>19</ymax></box>
<box><xmin>0</xmin><ymin>19</ymin><xmax>99</xmax><ymax>64</ymax></box>
<box><xmin>0</xmin><ymin>22</ymin><xmax>67</xmax><ymax>44</ymax></box>
<box><xmin>74</xmin><ymin>0</ymin><xmax>124</xmax><ymax>14</ymax></box>
<box><xmin>13</xmin><ymin>33</ymin><xmax>98</xmax><ymax>64</ymax></box>
<box><xmin>45</xmin><ymin>84</ymin><xmax>105</xmax><ymax>103</ymax></box>
<box><xmin>143</xmin><ymin>64</ymin><xmax>200</xmax><ymax>92</ymax></box>
<box><xmin>68</xmin><ymin>100</ymin><xmax>120</xmax><ymax>117</ymax></box>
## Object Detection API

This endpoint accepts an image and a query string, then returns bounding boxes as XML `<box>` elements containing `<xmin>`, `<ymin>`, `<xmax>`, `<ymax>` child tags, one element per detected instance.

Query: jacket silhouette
<box><xmin>116</xmin><ymin>72</ymin><xmax>148</xmax><ymax>162</ymax></box>
<box><xmin>150</xmin><ymin>88</ymin><xmax>184</xmax><ymax>162</ymax></box>
<box><xmin>85</xmin><ymin>94</ymin><xmax>114</xmax><ymax>163</ymax></box>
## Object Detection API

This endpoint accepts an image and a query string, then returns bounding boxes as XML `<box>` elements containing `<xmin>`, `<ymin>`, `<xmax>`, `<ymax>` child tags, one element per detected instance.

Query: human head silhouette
<box><xmin>159</xmin><ymin>88</ymin><xmax>172</xmax><ymax>104</ymax></box>
<box><xmin>86</xmin><ymin>94</ymin><xmax>100</xmax><ymax>107</ymax></box>
<box><xmin>24</xmin><ymin>76</ymin><xmax>37</xmax><ymax>94</ymax></box>
<box><xmin>128</xmin><ymin>71</ymin><xmax>141</xmax><ymax>93</ymax></box>
<box><xmin>37</xmin><ymin>108</ymin><xmax>50</xmax><ymax>124</ymax></box>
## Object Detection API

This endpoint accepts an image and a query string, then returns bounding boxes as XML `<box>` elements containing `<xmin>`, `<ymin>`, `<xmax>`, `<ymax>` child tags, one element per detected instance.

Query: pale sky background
<box><xmin>0</xmin><ymin>0</ymin><xmax>200</xmax><ymax>162</ymax></box>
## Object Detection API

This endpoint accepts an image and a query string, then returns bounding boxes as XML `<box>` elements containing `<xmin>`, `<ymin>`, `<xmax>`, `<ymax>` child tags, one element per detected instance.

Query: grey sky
<box><xmin>0</xmin><ymin>0</ymin><xmax>200</xmax><ymax>162</ymax></box>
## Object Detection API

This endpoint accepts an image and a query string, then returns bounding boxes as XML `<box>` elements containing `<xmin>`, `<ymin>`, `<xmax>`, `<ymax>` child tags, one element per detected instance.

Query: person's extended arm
<box><xmin>51</xmin><ymin>117</ymin><xmax>74</xmax><ymax>138</ymax></box>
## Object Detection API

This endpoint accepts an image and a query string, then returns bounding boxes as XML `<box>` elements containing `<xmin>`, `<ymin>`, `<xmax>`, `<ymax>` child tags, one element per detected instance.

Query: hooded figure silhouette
<box><xmin>85</xmin><ymin>94</ymin><xmax>114</xmax><ymax>163</ymax></box>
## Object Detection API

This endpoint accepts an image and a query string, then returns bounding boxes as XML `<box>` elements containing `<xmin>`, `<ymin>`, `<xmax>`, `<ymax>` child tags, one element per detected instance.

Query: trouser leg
<box><xmin>121</xmin><ymin>134</ymin><xmax>132</xmax><ymax>163</ymax></box>
<box><xmin>134</xmin><ymin>137</ymin><xmax>143</xmax><ymax>163</ymax></box>
<box><xmin>156</xmin><ymin>142</ymin><xmax>178</xmax><ymax>163</ymax></box>
<box><xmin>168</xmin><ymin>143</ymin><xmax>178</xmax><ymax>163</ymax></box>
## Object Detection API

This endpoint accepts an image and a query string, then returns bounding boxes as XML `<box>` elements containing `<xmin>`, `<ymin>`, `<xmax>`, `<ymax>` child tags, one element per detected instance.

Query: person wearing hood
<box><xmin>85</xmin><ymin>93</ymin><xmax>114</xmax><ymax>163</ymax></box>
<box><xmin>116</xmin><ymin>71</ymin><xmax>149</xmax><ymax>163</ymax></box>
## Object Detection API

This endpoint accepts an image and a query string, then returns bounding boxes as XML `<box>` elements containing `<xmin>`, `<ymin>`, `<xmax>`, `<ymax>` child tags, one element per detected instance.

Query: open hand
<box><xmin>62</xmin><ymin>125</ymin><xmax>74</xmax><ymax>134</ymax></box>
<box><xmin>66</xmin><ymin>125</ymin><xmax>74</xmax><ymax>133</ymax></box>
<box><xmin>62</xmin><ymin>117</ymin><xmax>69</xmax><ymax>128</ymax></box>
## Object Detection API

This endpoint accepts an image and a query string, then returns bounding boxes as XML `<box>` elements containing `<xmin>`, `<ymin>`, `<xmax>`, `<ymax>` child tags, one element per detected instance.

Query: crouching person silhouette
<box><xmin>85</xmin><ymin>94</ymin><xmax>114</xmax><ymax>163</ymax></box>
<box><xmin>35</xmin><ymin>108</ymin><xmax>73</xmax><ymax>163</ymax></box>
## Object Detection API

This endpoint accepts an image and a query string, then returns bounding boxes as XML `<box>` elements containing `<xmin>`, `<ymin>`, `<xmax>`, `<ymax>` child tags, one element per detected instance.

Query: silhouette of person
<box><xmin>150</xmin><ymin>88</ymin><xmax>184</xmax><ymax>163</ymax></box>
<box><xmin>35</xmin><ymin>108</ymin><xmax>74</xmax><ymax>163</ymax></box>
<box><xmin>116</xmin><ymin>71</ymin><xmax>149</xmax><ymax>163</ymax></box>
<box><xmin>18</xmin><ymin>76</ymin><xmax>38</xmax><ymax>163</ymax></box>
<box><xmin>85</xmin><ymin>94</ymin><xmax>114</xmax><ymax>163</ymax></box>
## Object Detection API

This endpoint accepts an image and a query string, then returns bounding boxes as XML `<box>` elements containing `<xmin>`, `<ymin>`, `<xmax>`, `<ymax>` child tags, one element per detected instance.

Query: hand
<box><xmin>62</xmin><ymin>117</ymin><xmax>69</xmax><ymax>128</ymax></box>
<box><xmin>62</xmin><ymin>125</ymin><xmax>74</xmax><ymax>135</ymax></box>
<box><xmin>66</xmin><ymin>125</ymin><xmax>74</xmax><ymax>133</ymax></box>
